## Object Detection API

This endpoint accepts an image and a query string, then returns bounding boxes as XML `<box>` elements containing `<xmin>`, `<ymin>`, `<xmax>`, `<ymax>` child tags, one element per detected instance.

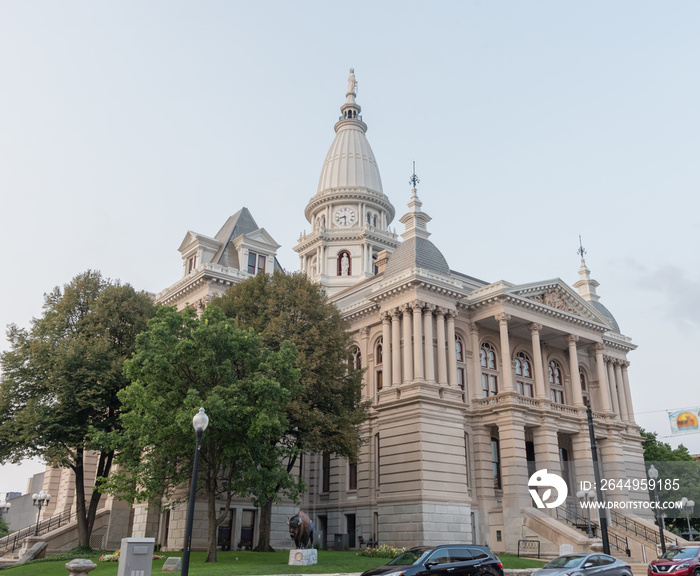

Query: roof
<box><xmin>384</xmin><ymin>236</ymin><xmax>451</xmax><ymax>277</ymax></box>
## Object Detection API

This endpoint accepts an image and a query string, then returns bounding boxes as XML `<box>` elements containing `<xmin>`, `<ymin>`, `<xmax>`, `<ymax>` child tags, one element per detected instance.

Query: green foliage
<box><xmin>0</xmin><ymin>270</ymin><xmax>156</xmax><ymax>546</ymax></box>
<box><xmin>108</xmin><ymin>304</ymin><xmax>301</xmax><ymax>561</ymax></box>
<box><xmin>357</xmin><ymin>545</ymin><xmax>406</xmax><ymax>558</ymax></box>
<box><xmin>0</xmin><ymin>516</ymin><xmax>10</xmax><ymax>538</ymax></box>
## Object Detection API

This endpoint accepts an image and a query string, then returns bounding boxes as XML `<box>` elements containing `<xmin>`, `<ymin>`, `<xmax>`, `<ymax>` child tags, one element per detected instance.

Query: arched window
<box><xmin>580</xmin><ymin>367</ymin><xmax>589</xmax><ymax>407</ymax></box>
<box><xmin>351</xmin><ymin>346</ymin><xmax>362</xmax><ymax>370</ymax></box>
<box><xmin>549</xmin><ymin>360</ymin><xmax>564</xmax><ymax>404</ymax></box>
<box><xmin>375</xmin><ymin>340</ymin><xmax>383</xmax><ymax>393</ymax></box>
<box><xmin>337</xmin><ymin>250</ymin><xmax>352</xmax><ymax>276</ymax></box>
<box><xmin>456</xmin><ymin>337</ymin><xmax>466</xmax><ymax>390</ymax></box>
<box><xmin>515</xmin><ymin>351</ymin><xmax>534</xmax><ymax>398</ymax></box>
<box><xmin>480</xmin><ymin>342</ymin><xmax>499</xmax><ymax>397</ymax></box>
<box><xmin>372</xmin><ymin>254</ymin><xmax>378</xmax><ymax>275</ymax></box>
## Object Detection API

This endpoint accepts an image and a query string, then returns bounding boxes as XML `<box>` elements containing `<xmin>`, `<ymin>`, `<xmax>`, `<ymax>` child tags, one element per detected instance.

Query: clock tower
<box><xmin>295</xmin><ymin>69</ymin><xmax>398</xmax><ymax>295</ymax></box>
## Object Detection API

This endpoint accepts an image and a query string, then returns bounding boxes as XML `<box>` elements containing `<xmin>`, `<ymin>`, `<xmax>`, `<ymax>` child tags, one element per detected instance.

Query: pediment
<box><xmin>178</xmin><ymin>231</ymin><xmax>220</xmax><ymax>254</ymax></box>
<box><xmin>509</xmin><ymin>280</ymin><xmax>613</xmax><ymax>328</ymax></box>
<box><xmin>232</xmin><ymin>227</ymin><xmax>281</xmax><ymax>251</ymax></box>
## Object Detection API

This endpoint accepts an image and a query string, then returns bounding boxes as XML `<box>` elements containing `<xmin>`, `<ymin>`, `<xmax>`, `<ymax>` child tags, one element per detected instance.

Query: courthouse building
<box><xmin>13</xmin><ymin>71</ymin><xmax>654</xmax><ymax>558</ymax></box>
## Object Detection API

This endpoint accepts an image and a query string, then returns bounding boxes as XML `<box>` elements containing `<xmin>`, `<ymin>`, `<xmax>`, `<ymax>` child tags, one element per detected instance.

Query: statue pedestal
<box><xmin>288</xmin><ymin>549</ymin><xmax>318</xmax><ymax>566</ymax></box>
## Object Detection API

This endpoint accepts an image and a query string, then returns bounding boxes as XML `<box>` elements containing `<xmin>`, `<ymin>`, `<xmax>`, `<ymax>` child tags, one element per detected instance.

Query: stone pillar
<box><xmin>469</xmin><ymin>321</ymin><xmax>480</xmax><ymax>401</ymax></box>
<box><xmin>402</xmin><ymin>304</ymin><xmax>413</xmax><ymax>382</ymax></box>
<box><xmin>614</xmin><ymin>361</ymin><xmax>629</xmax><ymax>421</ymax></box>
<box><xmin>529</xmin><ymin>323</ymin><xmax>547</xmax><ymax>400</ymax></box>
<box><xmin>566</xmin><ymin>335</ymin><xmax>585</xmax><ymax>408</ymax></box>
<box><xmin>381</xmin><ymin>314</ymin><xmax>392</xmax><ymax>388</ymax></box>
<box><xmin>607</xmin><ymin>359</ymin><xmax>620</xmax><ymax>416</ymax></box>
<box><xmin>498</xmin><ymin>415</ymin><xmax>530</xmax><ymax>554</ymax></box>
<box><xmin>532</xmin><ymin>422</ymin><xmax>562</xmax><ymax>476</ymax></box>
<box><xmin>436</xmin><ymin>309</ymin><xmax>448</xmax><ymax>386</ymax></box>
<box><xmin>413</xmin><ymin>301</ymin><xmax>424</xmax><ymax>380</ymax></box>
<box><xmin>496</xmin><ymin>313</ymin><xmax>513</xmax><ymax>393</ymax></box>
<box><xmin>622</xmin><ymin>361</ymin><xmax>635</xmax><ymax>423</ymax></box>
<box><xmin>392</xmin><ymin>309</ymin><xmax>402</xmax><ymax>386</ymax></box>
<box><xmin>446</xmin><ymin>311</ymin><xmax>457</xmax><ymax>387</ymax></box>
<box><xmin>594</xmin><ymin>343</ymin><xmax>613</xmax><ymax>413</ymax></box>
<box><xmin>424</xmin><ymin>304</ymin><xmax>435</xmax><ymax>383</ymax></box>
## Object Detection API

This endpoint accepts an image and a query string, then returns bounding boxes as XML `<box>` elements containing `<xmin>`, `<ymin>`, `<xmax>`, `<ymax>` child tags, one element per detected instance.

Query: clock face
<box><xmin>334</xmin><ymin>207</ymin><xmax>357</xmax><ymax>227</ymax></box>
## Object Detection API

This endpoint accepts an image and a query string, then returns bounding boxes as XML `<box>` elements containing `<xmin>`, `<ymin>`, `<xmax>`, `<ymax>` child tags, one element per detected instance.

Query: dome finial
<box><xmin>577</xmin><ymin>234</ymin><xmax>587</xmax><ymax>264</ymax></box>
<box><xmin>347</xmin><ymin>68</ymin><xmax>357</xmax><ymax>95</ymax></box>
<box><xmin>409</xmin><ymin>161</ymin><xmax>420</xmax><ymax>191</ymax></box>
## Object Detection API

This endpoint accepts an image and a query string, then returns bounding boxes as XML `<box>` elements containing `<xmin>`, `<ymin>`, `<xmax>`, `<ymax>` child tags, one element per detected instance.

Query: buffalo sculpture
<box><xmin>287</xmin><ymin>511</ymin><xmax>313</xmax><ymax>549</ymax></box>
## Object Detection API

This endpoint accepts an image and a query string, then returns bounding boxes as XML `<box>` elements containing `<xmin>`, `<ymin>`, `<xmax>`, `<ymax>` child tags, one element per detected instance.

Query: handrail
<box><xmin>0</xmin><ymin>510</ymin><xmax>76</xmax><ymax>554</ymax></box>
<box><xmin>556</xmin><ymin>506</ymin><xmax>629</xmax><ymax>553</ymax></box>
<box><xmin>609</xmin><ymin>510</ymin><xmax>678</xmax><ymax>547</ymax></box>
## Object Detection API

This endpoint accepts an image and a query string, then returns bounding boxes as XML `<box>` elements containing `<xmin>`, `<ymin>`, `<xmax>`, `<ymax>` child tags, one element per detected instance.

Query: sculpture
<box><xmin>347</xmin><ymin>68</ymin><xmax>357</xmax><ymax>94</ymax></box>
<box><xmin>287</xmin><ymin>511</ymin><xmax>314</xmax><ymax>549</ymax></box>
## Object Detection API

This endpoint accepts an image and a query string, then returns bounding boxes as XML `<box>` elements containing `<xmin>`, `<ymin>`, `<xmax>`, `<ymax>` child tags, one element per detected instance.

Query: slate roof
<box><xmin>590</xmin><ymin>300</ymin><xmax>620</xmax><ymax>332</ymax></box>
<box><xmin>211</xmin><ymin>207</ymin><xmax>260</xmax><ymax>267</ymax></box>
<box><xmin>384</xmin><ymin>236</ymin><xmax>451</xmax><ymax>278</ymax></box>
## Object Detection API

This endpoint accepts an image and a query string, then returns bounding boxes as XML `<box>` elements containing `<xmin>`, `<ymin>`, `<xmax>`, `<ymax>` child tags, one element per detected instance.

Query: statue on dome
<box><xmin>347</xmin><ymin>68</ymin><xmax>357</xmax><ymax>94</ymax></box>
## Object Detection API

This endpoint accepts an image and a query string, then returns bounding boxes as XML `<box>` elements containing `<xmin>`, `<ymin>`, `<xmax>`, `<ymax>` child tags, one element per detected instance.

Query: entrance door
<box><xmin>346</xmin><ymin>513</ymin><xmax>356</xmax><ymax>548</ymax></box>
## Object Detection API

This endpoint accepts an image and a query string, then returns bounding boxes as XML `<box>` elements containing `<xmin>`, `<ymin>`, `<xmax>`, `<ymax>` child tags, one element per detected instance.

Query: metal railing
<box><xmin>556</xmin><ymin>506</ymin><xmax>630</xmax><ymax>554</ymax></box>
<box><xmin>0</xmin><ymin>510</ymin><xmax>76</xmax><ymax>555</ymax></box>
<box><xmin>518</xmin><ymin>539</ymin><xmax>541</xmax><ymax>558</ymax></box>
<box><xmin>609</xmin><ymin>510</ymin><xmax>678</xmax><ymax>547</ymax></box>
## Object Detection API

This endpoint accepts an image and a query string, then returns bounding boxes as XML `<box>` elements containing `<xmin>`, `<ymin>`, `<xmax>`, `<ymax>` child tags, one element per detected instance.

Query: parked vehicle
<box><xmin>533</xmin><ymin>554</ymin><xmax>632</xmax><ymax>576</ymax></box>
<box><xmin>648</xmin><ymin>546</ymin><xmax>700</xmax><ymax>576</ymax></box>
<box><xmin>360</xmin><ymin>545</ymin><xmax>504</xmax><ymax>576</ymax></box>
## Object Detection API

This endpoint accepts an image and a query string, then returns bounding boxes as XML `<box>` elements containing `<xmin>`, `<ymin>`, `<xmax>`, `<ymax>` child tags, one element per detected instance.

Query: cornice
<box><xmin>304</xmin><ymin>187</ymin><xmax>396</xmax><ymax>222</ymax></box>
<box><xmin>369</xmin><ymin>268</ymin><xmax>466</xmax><ymax>303</ymax></box>
<box><xmin>156</xmin><ymin>263</ymin><xmax>247</xmax><ymax>306</ymax></box>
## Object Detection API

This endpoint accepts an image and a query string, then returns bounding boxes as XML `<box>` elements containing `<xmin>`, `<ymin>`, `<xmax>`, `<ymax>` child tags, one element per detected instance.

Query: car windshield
<box><xmin>545</xmin><ymin>556</ymin><xmax>585</xmax><ymax>568</ymax></box>
<box><xmin>662</xmin><ymin>549</ymin><xmax>700</xmax><ymax>560</ymax></box>
<box><xmin>390</xmin><ymin>550</ymin><xmax>432</xmax><ymax>566</ymax></box>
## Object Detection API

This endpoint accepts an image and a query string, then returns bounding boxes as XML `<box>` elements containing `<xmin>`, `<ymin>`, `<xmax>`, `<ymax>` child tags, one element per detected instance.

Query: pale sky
<box><xmin>1</xmin><ymin>1</ymin><xmax>699</xmax><ymax>495</ymax></box>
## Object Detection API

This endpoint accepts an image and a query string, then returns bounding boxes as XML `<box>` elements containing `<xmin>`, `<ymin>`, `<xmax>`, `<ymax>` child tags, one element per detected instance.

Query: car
<box><xmin>533</xmin><ymin>553</ymin><xmax>632</xmax><ymax>576</ymax></box>
<box><xmin>648</xmin><ymin>546</ymin><xmax>700</xmax><ymax>576</ymax></box>
<box><xmin>360</xmin><ymin>544</ymin><xmax>504</xmax><ymax>576</ymax></box>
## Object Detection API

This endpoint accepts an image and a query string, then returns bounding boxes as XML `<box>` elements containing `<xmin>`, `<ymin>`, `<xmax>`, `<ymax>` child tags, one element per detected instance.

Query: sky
<box><xmin>1</xmin><ymin>1</ymin><xmax>699</xmax><ymax>495</ymax></box>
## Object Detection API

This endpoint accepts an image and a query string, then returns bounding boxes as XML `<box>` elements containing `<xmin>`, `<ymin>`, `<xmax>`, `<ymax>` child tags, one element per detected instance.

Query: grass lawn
<box><xmin>2</xmin><ymin>549</ymin><xmax>547</xmax><ymax>575</ymax></box>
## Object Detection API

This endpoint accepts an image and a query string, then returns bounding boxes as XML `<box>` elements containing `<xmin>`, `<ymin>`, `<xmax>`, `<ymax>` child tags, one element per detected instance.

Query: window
<box><xmin>549</xmin><ymin>360</ymin><xmax>564</xmax><ymax>404</ymax></box>
<box><xmin>480</xmin><ymin>342</ymin><xmax>499</xmax><ymax>397</ymax></box>
<box><xmin>348</xmin><ymin>461</ymin><xmax>357</xmax><ymax>491</ymax></box>
<box><xmin>247</xmin><ymin>252</ymin><xmax>266</xmax><ymax>275</ymax></box>
<box><xmin>580</xmin><ymin>368</ymin><xmax>589</xmax><ymax>407</ymax></box>
<box><xmin>351</xmin><ymin>346</ymin><xmax>362</xmax><ymax>370</ymax></box>
<box><xmin>515</xmin><ymin>351</ymin><xmax>534</xmax><ymax>397</ymax></box>
<box><xmin>456</xmin><ymin>337</ymin><xmax>466</xmax><ymax>390</ymax></box>
<box><xmin>187</xmin><ymin>255</ymin><xmax>197</xmax><ymax>274</ymax></box>
<box><xmin>337</xmin><ymin>250</ymin><xmax>351</xmax><ymax>276</ymax></box>
<box><xmin>322</xmin><ymin>452</ymin><xmax>330</xmax><ymax>493</ymax></box>
<box><xmin>491</xmin><ymin>437</ymin><xmax>501</xmax><ymax>489</ymax></box>
<box><xmin>375</xmin><ymin>340</ymin><xmax>383</xmax><ymax>392</ymax></box>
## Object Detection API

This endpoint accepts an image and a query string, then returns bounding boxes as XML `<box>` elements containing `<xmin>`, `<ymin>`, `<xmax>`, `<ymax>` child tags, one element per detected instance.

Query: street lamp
<box><xmin>648</xmin><ymin>465</ymin><xmax>666</xmax><ymax>555</ymax></box>
<box><xmin>681</xmin><ymin>497</ymin><xmax>696</xmax><ymax>541</ymax></box>
<box><xmin>31</xmin><ymin>490</ymin><xmax>51</xmax><ymax>536</ymax></box>
<box><xmin>182</xmin><ymin>407</ymin><xmax>209</xmax><ymax>576</ymax></box>
<box><xmin>577</xmin><ymin>489</ymin><xmax>596</xmax><ymax>538</ymax></box>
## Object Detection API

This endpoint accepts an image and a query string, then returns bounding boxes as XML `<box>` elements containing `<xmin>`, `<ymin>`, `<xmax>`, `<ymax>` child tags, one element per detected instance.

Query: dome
<box><xmin>590</xmin><ymin>300</ymin><xmax>620</xmax><ymax>333</ymax></box>
<box><xmin>317</xmin><ymin>124</ymin><xmax>383</xmax><ymax>195</ymax></box>
<box><xmin>384</xmin><ymin>236</ymin><xmax>451</xmax><ymax>277</ymax></box>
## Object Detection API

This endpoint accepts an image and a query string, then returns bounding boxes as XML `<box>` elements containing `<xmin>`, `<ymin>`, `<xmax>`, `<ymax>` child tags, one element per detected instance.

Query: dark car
<box><xmin>533</xmin><ymin>554</ymin><xmax>632</xmax><ymax>576</ymax></box>
<box><xmin>648</xmin><ymin>546</ymin><xmax>700</xmax><ymax>576</ymax></box>
<box><xmin>360</xmin><ymin>545</ymin><xmax>504</xmax><ymax>576</ymax></box>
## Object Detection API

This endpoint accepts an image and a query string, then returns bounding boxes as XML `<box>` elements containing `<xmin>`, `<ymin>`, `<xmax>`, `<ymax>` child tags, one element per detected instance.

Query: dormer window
<box><xmin>247</xmin><ymin>252</ymin><xmax>266</xmax><ymax>275</ymax></box>
<box><xmin>187</xmin><ymin>255</ymin><xmax>197</xmax><ymax>274</ymax></box>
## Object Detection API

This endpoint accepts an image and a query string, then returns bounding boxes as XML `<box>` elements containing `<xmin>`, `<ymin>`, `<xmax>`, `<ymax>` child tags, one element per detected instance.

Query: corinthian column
<box><xmin>566</xmin><ymin>335</ymin><xmax>584</xmax><ymax>408</ymax></box>
<box><xmin>402</xmin><ymin>304</ymin><xmax>414</xmax><ymax>382</ymax></box>
<box><xmin>469</xmin><ymin>321</ymin><xmax>480</xmax><ymax>400</ymax></box>
<box><xmin>594</xmin><ymin>343</ymin><xmax>613</xmax><ymax>413</ymax></box>
<box><xmin>392</xmin><ymin>309</ymin><xmax>402</xmax><ymax>386</ymax></box>
<box><xmin>622</xmin><ymin>361</ymin><xmax>635</xmax><ymax>423</ymax></box>
<box><xmin>607</xmin><ymin>358</ymin><xmax>620</xmax><ymax>416</ymax></box>
<box><xmin>381</xmin><ymin>312</ymin><xmax>392</xmax><ymax>387</ymax></box>
<box><xmin>446</xmin><ymin>310</ymin><xmax>457</xmax><ymax>386</ymax></box>
<box><xmin>496</xmin><ymin>313</ymin><xmax>513</xmax><ymax>392</ymax></box>
<box><xmin>424</xmin><ymin>304</ymin><xmax>435</xmax><ymax>383</ymax></box>
<box><xmin>436</xmin><ymin>308</ymin><xmax>448</xmax><ymax>385</ymax></box>
<box><xmin>413</xmin><ymin>301</ymin><xmax>424</xmax><ymax>380</ymax></box>
<box><xmin>529</xmin><ymin>323</ymin><xmax>547</xmax><ymax>400</ymax></box>
<box><xmin>614</xmin><ymin>360</ymin><xmax>629</xmax><ymax>421</ymax></box>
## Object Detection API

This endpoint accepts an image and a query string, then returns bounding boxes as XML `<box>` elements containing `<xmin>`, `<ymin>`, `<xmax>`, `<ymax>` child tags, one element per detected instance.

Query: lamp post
<box><xmin>182</xmin><ymin>407</ymin><xmax>209</xmax><ymax>576</ymax></box>
<box><xmin>577</xmin><ymin>489</ymin><xmax>596</xmax><ymax>538</ymax></box>
<box><xmin>681</xmin><ymin>497</ymin><xmax>696</xmax><ymax>541</ymax></box>
<box><xmin>32</xmin><ymin>490</ymin><xmax>51</xmax><ymax>536</ymax></box>
<box><xmin>648</xmin><ymin>465</ymin><xmax>666</xmax><ymax>555</ymax></box>
<box><xmin>586</xmin><ymin>399</ymin><xmax>610</xmax><ymax>554</ymax></box>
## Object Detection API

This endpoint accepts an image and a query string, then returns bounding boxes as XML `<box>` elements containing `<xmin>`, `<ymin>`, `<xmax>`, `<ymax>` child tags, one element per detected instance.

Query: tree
<box><xmin>214</xmin><ymin>271</ymin><xmax>368</xmax><ymax>551</ymax></box>
<box><xmin>0</xmin><ymin>517</ymin><xmax>10</xmax><ymax>539</ymax></box>
<box><xmin>0</xmin><ymin>270</ymin><xmax>155</xmax><ymax>547</ymax></box>
<box><xmin>107</xmin><ymin>304</ymin><xmax>301</xmax><ymax>563</ymax></box>
<box><xmin>641</xmin><ymin>429</ymin><xmax>699</xmax><ymax>537</ymax></box>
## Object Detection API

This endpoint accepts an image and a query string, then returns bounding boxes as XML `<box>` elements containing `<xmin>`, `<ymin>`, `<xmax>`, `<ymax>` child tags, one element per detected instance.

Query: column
<box><xmin>402</xmin><ymin>304</ymin><xmax>414</xmax><ymax>382</ymax></box>
<box><xmin>566</xmin><ymin>335</ymin><xmax>585</xmax><ymax>408</ymax></box>
<box><xmin>614</xmin><ymin>360</ymin><xmax>629</xmax><ymax>421</ymax></box>
<box><xmin>496</xmin><ymin>313</ymin><xmax>513</xmax><ymax>393</ymax></box>
<box><xmin>381</xmin><ymin>313</ymin><xmax>392</xmax><ymax>388</ymax></box>
<box><xmin>436</xmin><ymin>308</ymin><xmax>448</xmax><ymax>386</ymax></box>
<box><xmin>529</xmin><ymin>323</ymin><xmax>547</xmax><ymax>400</ymax></box>
<box><xmin>392</xmin><ymin>309</ymin><xmax>402</xmax><ymax>386</ymax></box>
<box><xmin>360</xmin><ymin>326</ymin><xmax>370</xmax><ymax>398</ymax></box>
<box><xmin>413</xmin><ymin>301</ymin><xmax>424</xmax><ymax>380</ymax></box>
<box><xmin>622</xmin><ymin>361</ymin><xmax>635</xmax><ymax>423</ymax></box>
<box><xmin>469</xmin><ymin>321</ymin><xmax>481</xmax><ymax>400</ymax></box>
<box><xmin>607</xmin><ymin>359</ymin><xmax>620</xmax><ymax>416</ymax></box>
<box><xmin>593</xmin><ymin>343</ymin><xmax>613</xmax><ymax>413</ymax></box>
<box><xmin>423</xmin><ymin>304</ymin><xmax>435</xmax><ymax>383</ymax></box>
<box><xmin>446</xmin><ymin>310</ymin><xmax>457</xmax><ymax>387</ymax></box>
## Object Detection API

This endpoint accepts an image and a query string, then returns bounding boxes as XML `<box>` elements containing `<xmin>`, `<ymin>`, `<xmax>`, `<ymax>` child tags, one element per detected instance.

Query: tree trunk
<box><xmin>205</xmin><ymin>474</ymin><xmax>218</xmax><ymax>563</ymax></box>
<box><xmin>253</xmin><ymin>498</ymin><xmax>275</xmax><ymax>552</ymax></box>
<box><xmin>73</xmin><ymin>449</ymin><xmax>90</xmax><ymax>548</ymax></box>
